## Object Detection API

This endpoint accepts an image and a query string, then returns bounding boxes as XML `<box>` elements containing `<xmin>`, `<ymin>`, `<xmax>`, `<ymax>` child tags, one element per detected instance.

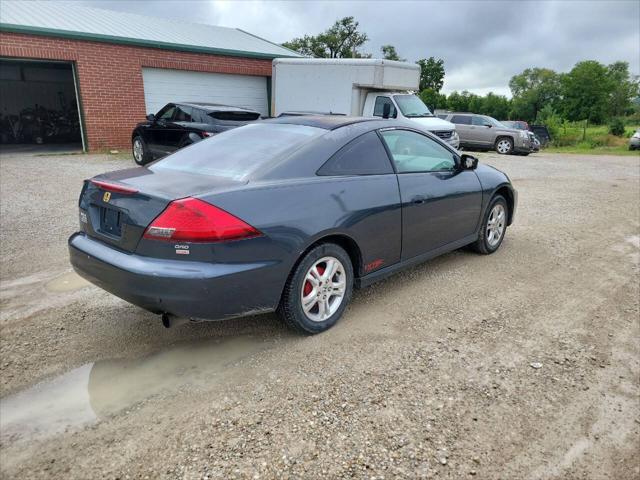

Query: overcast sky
<box><xmin>79</xmin><ymin>0</ymin><xmax>639</xmax><ymax>97</ymax></box>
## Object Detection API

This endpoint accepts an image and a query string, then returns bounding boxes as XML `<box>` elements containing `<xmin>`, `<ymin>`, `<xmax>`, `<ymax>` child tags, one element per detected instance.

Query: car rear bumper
<box><xmin>68</xmin><ymin>233</ymin><xmax>281</xmax><ymax>320</ymax></box>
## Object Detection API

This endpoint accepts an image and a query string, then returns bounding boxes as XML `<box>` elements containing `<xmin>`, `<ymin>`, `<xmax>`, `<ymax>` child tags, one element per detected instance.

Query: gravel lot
<box><xmin>1</xmin><ymin>149</ymin><xmax>639</xmax><ymax>479</ymax></box>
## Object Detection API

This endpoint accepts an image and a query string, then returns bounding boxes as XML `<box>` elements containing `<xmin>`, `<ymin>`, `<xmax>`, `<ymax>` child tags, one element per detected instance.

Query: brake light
<box><xmin>143</xmin><ymin>197</ymin><xmax>261</xmax><ymax>243</ymax></box>
<box><xmin>202</xmin><ymin>132</ymin><xmax>215</xmax><ymax>137</ymax></box>
<box><xmin>91</xmin><ymin>179</ymin><xmax>138</xmax><ymax>194</ymax></box>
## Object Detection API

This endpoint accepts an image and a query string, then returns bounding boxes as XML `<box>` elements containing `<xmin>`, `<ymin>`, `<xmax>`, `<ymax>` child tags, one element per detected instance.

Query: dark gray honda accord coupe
<box><xmin>69</xmin><ymin>116</ymin><xmax>516</xmax><ymax>334</ymax></box>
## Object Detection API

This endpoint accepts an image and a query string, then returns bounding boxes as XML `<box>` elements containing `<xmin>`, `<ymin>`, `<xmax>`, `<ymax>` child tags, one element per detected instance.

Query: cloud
<box><xmin>80</xmin><ymin>0</ymin><xmax>639</xmax><ymax>97</ymax></box>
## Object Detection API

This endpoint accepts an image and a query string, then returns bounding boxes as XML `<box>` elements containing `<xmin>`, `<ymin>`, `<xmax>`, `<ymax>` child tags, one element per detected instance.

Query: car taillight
<box><xmin>91</xmin><ymin>179</ymin><xmax>138</xmax><ymax>194</ymax></box>
<box><xmin>202</xmin><ymin>132</ymin><xmax>215</xmax><ymax>137</ymax></box>
<box><xmin>143</xmin><ymin>197</ymin><xmax>261</xmax><ymax>243</ymax></box>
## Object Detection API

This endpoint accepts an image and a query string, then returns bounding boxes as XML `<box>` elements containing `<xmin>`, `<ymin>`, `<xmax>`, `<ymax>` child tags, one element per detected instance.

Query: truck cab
<box><xmin>362</xmin><ymin>92</ymin><xmax>459</xmax><ymax>148</ymax></box>
<box><xmin>271</xmin><ymin>58</ymin><xmax>459</xmax><ymax>149</ymax></box>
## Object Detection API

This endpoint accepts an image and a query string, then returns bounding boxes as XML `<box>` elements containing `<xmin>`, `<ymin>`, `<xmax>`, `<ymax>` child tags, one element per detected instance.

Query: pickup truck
<box><xmin>272</xmin><ymin>58</ymin><xmax>459</xmax><ymax>149</ymax></box>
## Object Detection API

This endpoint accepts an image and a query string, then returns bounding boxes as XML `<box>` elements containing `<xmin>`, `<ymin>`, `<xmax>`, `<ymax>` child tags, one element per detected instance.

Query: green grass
<box><xmin>544</xmin><ymin>144</ymin><xmax>639</xmax><ymax>156</ymax></box>
<box><xmin>544</xmin><ymin>123</ymin><xmax>639</xmax><ymax>155</ymax></box>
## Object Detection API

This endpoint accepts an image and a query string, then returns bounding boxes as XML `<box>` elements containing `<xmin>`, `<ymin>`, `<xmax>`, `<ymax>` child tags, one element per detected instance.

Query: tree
<box><xmin>606</xmin><ymin>61</ymin><xmax>639</xmax><ymax>117</ymax></box>
<box><xmin>282</xmin><ymin>17</ymin><xmax>369</xmax><ymax>58</ymax></box>
<box><xmin>508</xmin><ymin>68</ymin><xmax>562</xmax><ymax>122</ymax></box>
<box><xmin>446</xmin><ymin>91</ymin><xmax>471</xmax><ymax>112</ymax></box>
<box><xmin>419</xmin><ymin>89</ymin><xmax>447</xmax><ymax>111</ymax></box>
<box><xmin>380</xmin><ymin>45</ymin><xmax>404</xmax><ymax>61</ymax></box>
<box><xmin>480</xmin><ymin>92</ymin><xmax>510</xmax><ymax>119</ymax></box>
<box><xmin>561</xmin><ymin>60</ymin><xmax>611</xmax><ymax>123</ymax></box>
<box><xmin>416</xmin><ymin>57</ymin><xmax>445</xmax><ymax>92</ymax></box>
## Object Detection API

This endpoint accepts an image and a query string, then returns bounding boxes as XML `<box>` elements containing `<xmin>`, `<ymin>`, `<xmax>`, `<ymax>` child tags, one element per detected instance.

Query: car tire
<box><xmin>495</xmin><ymin>137</ymin><xmax>514</xmax><ymax>155</ymax></box>
<box><xmin>132</xmin><ymin>135</ymin><xmax>150</xmax><ymax>165</ymax></box>
<box><xmin>470</xmin><ymin>195</ymin><xmax>508</xmax><ymax>255</ymax></box>
<box><xmin>278</xmin><ymin>243</ymin><xmax>354</xmax><ymax>334</ymax></box>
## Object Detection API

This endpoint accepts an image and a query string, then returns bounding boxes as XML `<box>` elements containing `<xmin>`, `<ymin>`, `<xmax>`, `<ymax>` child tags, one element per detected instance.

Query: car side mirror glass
<box><xmin>146</xmin><ymin>114</ymin><xmax>156</xmax><ymax>122</ymax></box>
<box><xmin>460</xmin><ymin>153</ymin><xmax>478</xmax><ymax>170</ymax></box>
<box><xmin>382</xmin><ymin>103</ymin><xmax>391</xmax><ymax>119</ymax></box>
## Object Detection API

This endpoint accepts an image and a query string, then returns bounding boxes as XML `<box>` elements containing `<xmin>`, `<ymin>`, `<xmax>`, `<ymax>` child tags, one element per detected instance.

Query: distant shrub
<box><xmin>535</xmin><ymin>105</ymin><xmax>563</xmax><ymax>141</ymax></box>
<box><xmin>608</xmin><ymin>118</ymin><xmax>625</xmax><ymax>136</ymax></box>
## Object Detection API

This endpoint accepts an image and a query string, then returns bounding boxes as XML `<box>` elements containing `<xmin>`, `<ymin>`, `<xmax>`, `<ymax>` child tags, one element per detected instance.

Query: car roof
<box><xmin>177</xmin><ymin>102</ymin><xmax>259</xmax><ymax>113</ymax></box>
<box><xmin>264</xmin><ymin>115</ymin><xmax>379</xmax><ymax>130</ymax></box>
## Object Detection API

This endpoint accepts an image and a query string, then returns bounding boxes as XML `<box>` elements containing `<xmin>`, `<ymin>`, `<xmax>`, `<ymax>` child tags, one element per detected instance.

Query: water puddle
<box><xmin>0</xmin><ymin>336</ymin><xmax>273</xmax><ymax>445</ymax></box>
<box><xmin>44</xmin><ymin>271</ymin><xmax>89</xmax><ymax>293</ymax></box>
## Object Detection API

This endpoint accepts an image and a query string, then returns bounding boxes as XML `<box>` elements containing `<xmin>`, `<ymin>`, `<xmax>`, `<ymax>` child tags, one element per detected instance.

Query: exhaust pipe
<box><xmin>161</xmin><ymin>313</ymin><xmax>192</xmax><ymax>328</ymax></box>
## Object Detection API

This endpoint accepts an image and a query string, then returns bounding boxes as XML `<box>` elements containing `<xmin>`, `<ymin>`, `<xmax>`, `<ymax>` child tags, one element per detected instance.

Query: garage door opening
<box><xmin>0</xmin><ymin>59</ymin><xmax>84</xmax><ymax>153</ymax></box>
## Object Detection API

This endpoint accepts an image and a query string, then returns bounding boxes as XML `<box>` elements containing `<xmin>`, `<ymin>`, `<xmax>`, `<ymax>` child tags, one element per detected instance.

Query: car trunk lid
<box><xmin>79</xmin><ymin>167</ymin><xmax>246</xmax><ymax>253</ymax></box>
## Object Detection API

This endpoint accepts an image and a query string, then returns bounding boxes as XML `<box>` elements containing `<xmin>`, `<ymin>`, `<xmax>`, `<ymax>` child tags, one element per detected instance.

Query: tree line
<box><xmin>282</xmin><ymin>17</ymin><xmax>639</xmax><ymax>125</ymax></box>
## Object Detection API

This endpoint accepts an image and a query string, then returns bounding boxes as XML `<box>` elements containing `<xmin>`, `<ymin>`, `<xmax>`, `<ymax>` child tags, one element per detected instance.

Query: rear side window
<box><xmin>317</xmin><ymin>131</ymin><xmax>393</xmax><ymax>176</ymax></box>
<box><xmin>191</xmin><ymin>108</ymin><xmax>207</xmax><ymax>123</ymax></box>
<box><xmin>174</xmin><ymin>105</ymin><xmax>192</xmax><ymax>122</ymax></box>
<box><xmin>208</xmin><ymin>111</ymin><xmax>261</xmax><ymax>122</ymax></box>
<box><xmin>151</xmin><ymin>123</ymin><xmax>324</xmax><ymax>180</ymax></box>
<box><xmin>451</xmin><ymin>115</ymin><xmax>471</xmax><ymax>125</ymax></box>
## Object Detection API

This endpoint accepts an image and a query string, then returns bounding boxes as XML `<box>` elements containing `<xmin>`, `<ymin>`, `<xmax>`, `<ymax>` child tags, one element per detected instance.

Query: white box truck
<box><xmin>271</xmin><ymin>58</ymin><xmax>459</xmax><ymax>148</ymax></box>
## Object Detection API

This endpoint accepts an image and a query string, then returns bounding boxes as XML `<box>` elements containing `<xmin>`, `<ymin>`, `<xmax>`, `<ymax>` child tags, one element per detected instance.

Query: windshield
<box><xmin>486</xmin><ymin>116</ymin><xmax>509</xmax><ymax>129</ymax></box>
<box><xmin>151</xmin><ymin>123</ymin><xmax>324</xmax><ymax>180</ymax></box>
<box><xmin>393</xmin><ymin>95</ymin><xmax>433</xmax><ymax>117</ymax></box>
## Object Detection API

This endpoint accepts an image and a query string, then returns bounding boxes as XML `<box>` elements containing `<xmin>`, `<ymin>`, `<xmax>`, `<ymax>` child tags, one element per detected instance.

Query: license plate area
<box><xmin>99</xmin><ymin>206</ymin><xmax>122</xmax><ymax>237</ymax></box>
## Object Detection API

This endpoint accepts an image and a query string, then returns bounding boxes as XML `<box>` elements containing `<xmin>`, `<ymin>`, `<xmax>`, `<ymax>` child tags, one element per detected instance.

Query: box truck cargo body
<box><xmin>272</xmin><ymin>58</ymin><xmax>459</xmax><ymax>148</ymax></box>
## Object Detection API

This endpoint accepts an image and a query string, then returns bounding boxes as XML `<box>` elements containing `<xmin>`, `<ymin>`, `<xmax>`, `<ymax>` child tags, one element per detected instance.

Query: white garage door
<box><xmin>142</xmin><ymin>68</ymin><xmax>269</xmax><ymax>116</ymax></box>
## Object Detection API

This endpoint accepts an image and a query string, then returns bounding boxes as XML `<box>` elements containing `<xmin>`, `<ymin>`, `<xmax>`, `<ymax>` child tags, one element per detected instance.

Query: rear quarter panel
<box><xmin>202</xmin><ymin>175</ymin><xmax>403</xmax><ymax>282</ymax></box>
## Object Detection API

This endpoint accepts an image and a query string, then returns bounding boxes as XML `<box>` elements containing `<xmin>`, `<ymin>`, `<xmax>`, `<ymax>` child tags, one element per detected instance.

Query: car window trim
<box><xmin>377</xmin><ymin>127</ymin><xmax>460</xmax><ymax>174</ymax></box>
<box><xmin>315</xmin><ymin>130</ymin><xmax>396</xmax><ymax>177</ymax></box>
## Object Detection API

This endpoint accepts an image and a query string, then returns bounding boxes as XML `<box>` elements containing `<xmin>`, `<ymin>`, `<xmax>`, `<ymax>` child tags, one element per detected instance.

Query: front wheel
<box><xmin>470</xmin><ymin>195</ymin><xmax>508</xmax><ymax>254</ymax></box>
<box><xmin>278</xmin><ymin>243</ymin><xmax>353</xmax><ymax>334</ymax></box>
<box><xmin>495</xmin><ymin>137</ymin><xmax>514</xmax><ymax>155</ymax></box>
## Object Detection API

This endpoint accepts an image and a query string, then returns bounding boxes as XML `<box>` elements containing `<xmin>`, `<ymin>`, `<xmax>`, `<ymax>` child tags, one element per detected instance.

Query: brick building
<box><xmin>0</xmin><ymin>1</ymin><xmax>300</xmax><ymax>151</ymax></box>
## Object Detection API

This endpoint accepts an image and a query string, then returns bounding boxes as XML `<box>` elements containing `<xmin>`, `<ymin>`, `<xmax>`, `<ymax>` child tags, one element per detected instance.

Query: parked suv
<box><xmin>131</xmin><ymin>102</ymin><xmax>261</xmax><ymax>165</ymax></box>
<box><xmin>501</xmin><ymin>120</ymin><xmax>539</xmax><ymax>152</ymax></box>
<box><xmin>440</xmin><ymin>113</ymin><xmax>532</xmax><ymax>155</ymax></box>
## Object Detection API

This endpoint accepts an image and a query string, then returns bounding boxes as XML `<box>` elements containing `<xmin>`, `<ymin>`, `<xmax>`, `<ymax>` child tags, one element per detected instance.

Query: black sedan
<box><xmin>70</xmin><ymin>116</ymin><xmax>516</xmax><ymax>334</ymax></box>
<box><xmin>131</xmin><ymin>102</ymin><xmax>261</xmax><ymax>165</ymax></box>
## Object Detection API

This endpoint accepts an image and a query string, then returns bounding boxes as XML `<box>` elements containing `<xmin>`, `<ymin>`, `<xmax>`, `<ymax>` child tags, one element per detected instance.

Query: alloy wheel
<box><xmin>133</xmin><ymin>138</ymin><xmax>144</xmax><ymax>163</ymax></box>
<box><xmin>486</xmin><ymin>203</ymin><xmax>506</xmax><ymax>247</ymax></box>
<box><xmin>300</xmin><ymin>256</ymin><xmax>346</xmax><ymax>322</ymax></box>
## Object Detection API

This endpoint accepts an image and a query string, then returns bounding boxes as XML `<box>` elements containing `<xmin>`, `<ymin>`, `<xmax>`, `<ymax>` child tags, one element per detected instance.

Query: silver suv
<box><xmin>441</xmin><ymin>113</ymin><xmax>532</xmax><ymax>155</ymax></box>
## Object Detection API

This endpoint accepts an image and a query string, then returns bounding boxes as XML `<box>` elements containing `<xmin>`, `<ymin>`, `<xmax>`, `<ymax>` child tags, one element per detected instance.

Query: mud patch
<box><xmin>45</xmin><ymin>271</ymin><xmax>89</xmax><ymax>293</ymax></box>
<box><xmin>0</xmin><ymin>336</ymin><xmax>273</xmax><ymax>445</ymax></box>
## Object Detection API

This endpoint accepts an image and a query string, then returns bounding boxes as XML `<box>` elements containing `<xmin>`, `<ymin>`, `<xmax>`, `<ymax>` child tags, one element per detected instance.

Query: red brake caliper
<box><xmin>303</xmin><ymin>263</ymin><xmax>325</xmax><ymax>296</ymax></box>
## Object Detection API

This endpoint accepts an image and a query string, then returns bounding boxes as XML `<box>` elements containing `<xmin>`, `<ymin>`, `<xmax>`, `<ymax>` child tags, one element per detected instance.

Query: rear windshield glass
<box><xmin>150</xmin><ymin>123</ymin><xmax>324</xmax><ymax>180</ymax></box>
<box><xmin>208</xmin><ymin>111</ymin><xmax>261</xmax><ymax>122</ymax></box>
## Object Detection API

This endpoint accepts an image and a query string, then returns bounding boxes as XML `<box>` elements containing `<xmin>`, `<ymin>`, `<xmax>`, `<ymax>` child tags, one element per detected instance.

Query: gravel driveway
<box><xmin>1</xmin><ymin>149</ymin><xmax>639</xmax><ymax>479</ymax></box>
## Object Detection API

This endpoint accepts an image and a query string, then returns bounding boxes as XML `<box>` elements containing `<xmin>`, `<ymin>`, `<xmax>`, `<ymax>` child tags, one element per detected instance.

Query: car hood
<box><xmin>404</xmin><ymin>116</ymin><xmax>456</xmax><ymax>131</ymax></box>
<box><xmin>495</xmin><ymin>127</ymin><xmax>523</xmax><ymax>135</ymax></box>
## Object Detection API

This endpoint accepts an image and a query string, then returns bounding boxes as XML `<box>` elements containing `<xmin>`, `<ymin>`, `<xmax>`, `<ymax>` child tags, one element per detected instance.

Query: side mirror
<box><xmin>485</xmin><ymin>124</ymin><xmax>492</xmax><ymax>128</ymax></box>
<box><xmin>146</xmin><ymin>113</ymin><xmax>156</xmax><ymax>122</ymax></box>
<box><xmin>460</xmin><ymin>153</ymin><xmax>478</xmax><ymax>170</ymax></box>
<box><xmin>382</xmin><ymin>103</ymin><xmax>391</xmax><ymax>119</ymax></box>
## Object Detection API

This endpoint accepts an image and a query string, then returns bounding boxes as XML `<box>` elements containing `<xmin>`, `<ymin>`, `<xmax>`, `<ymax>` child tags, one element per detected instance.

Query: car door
<box><xmin>148</xmin><ymin>104</ymin><xmax>176</xmax><ymax>156</ymax></box>
<box><xmin>379</xmin><ymin>128</ymin><xmax>483</xmax><ymax>260</ymax></box>
<box><xmin>471</xmin><ymin>115</ymin><xmax>494</xmax><ymax>147</ymax></box>
<box><xmin>169</xmin><ymin>104</ymin><xmax>194</xmax><ymax>151</ymax></box>
<box><xmin>450</xmin><ymin>115</ymin><xmax>473</xmax><ymax>145</ymax></box>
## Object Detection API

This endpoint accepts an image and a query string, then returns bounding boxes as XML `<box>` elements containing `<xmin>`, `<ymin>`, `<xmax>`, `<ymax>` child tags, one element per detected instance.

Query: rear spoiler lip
<box><xmin>90</xmin><ymin>179</ymin><xmax>139</xmax><ymax>195</ymax></box>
